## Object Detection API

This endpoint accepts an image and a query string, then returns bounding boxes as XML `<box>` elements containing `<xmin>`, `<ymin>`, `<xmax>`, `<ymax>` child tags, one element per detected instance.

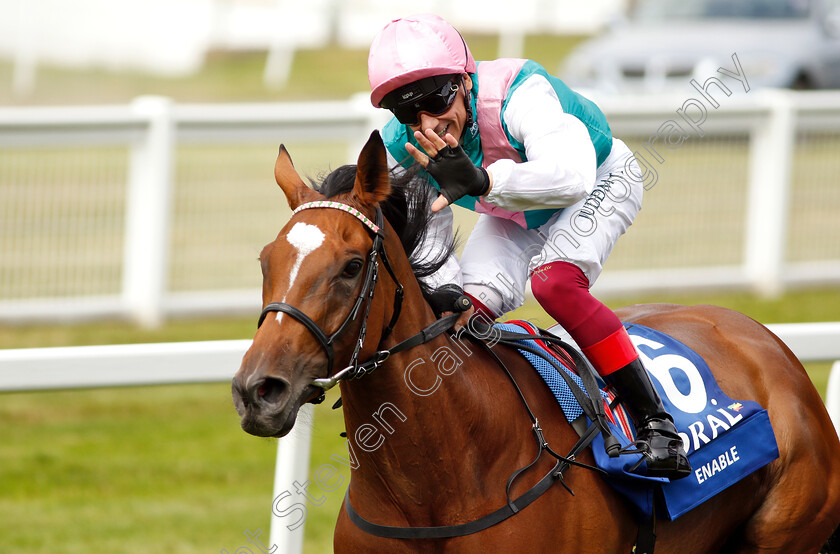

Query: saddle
<box><xmin>492</xmin><ymin>320</ymin><xmax>780</xmax><ymax>521</ymax></box>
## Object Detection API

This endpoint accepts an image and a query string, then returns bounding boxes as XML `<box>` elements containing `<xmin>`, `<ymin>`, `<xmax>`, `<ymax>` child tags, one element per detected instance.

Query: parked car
<box><xmin>560</xmin><ymin>0</ymin><xmax>840</xmax><ymax>94</ymax></box>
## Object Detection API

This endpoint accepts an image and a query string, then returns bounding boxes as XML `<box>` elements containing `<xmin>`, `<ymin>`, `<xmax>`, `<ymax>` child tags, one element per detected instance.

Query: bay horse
<box><xmin>232</xmin><ymin>131</ymin><xmax>840</xmax><ymax>553</ymax></box>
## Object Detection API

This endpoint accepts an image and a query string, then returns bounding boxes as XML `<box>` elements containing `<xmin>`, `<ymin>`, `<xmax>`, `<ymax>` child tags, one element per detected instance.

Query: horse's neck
<box><xmin>337</xmin><ymin>275</ymin><xmax>529</xmax><ymax>507</ymax></box>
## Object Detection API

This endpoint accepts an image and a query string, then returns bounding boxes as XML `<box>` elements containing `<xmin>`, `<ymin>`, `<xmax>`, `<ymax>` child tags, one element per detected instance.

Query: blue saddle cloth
<box><xmin>495</xmin><ymin>320</ymin><xmax>780</xmax><ymax>520</ymax></box>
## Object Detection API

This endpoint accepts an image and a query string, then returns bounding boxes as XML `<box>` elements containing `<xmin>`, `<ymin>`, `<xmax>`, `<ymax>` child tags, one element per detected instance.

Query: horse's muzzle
<box><xmin>231</xmin><ymin>374</ymin><xmax>298</xmax><ymax>437</ymax></box>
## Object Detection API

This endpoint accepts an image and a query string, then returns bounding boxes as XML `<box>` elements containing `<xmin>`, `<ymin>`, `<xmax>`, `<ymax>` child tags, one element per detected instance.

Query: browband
<box><xmin>292</xmin><ymin>201</ymin><xmax>381</xmax><ymax>234</ymax></box>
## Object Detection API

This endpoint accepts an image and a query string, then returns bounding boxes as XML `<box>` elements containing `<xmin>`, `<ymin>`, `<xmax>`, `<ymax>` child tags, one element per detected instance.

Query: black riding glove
<box><xmin>425</xmin><ymin>144</ymin><xmax>490</xmax><ymax>205</ymax></box>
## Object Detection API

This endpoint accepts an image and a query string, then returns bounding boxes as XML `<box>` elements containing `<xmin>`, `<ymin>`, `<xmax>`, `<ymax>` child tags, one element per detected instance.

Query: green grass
<box><xmin>1</xmin><ymin>288</ymin><xmax>839</xmax><ymax>553</ymax></box>
<box><xmin>0</xmin><ymin>384</ymin><xmax>277</xmax><ymax>554</ymax></box>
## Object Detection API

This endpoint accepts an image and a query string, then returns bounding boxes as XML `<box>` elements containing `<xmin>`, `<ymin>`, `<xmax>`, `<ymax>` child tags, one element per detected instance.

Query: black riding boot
<box><xmin>607</xmin><ymin>358</ymin><xmax>692</xmax><ymax>480</ymax></box>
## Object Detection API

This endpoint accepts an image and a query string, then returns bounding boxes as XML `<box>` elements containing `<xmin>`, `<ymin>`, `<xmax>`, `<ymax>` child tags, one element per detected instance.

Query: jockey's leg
<box><xmin>601</xmin><ymin>358</ymin><xmax>692</xmax><ymax>479</ymax></box>
<box><xmin>531</xmin><ymin>260</ymin><xmax>690</xmax><ymax>480</ymax></box>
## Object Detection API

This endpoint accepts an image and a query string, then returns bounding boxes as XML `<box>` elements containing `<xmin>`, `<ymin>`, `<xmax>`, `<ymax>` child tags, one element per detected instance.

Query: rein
<box><xmin>259</xmin><ymin>200</ymin><xmax>613</xmax><ymax>539</ymax></box>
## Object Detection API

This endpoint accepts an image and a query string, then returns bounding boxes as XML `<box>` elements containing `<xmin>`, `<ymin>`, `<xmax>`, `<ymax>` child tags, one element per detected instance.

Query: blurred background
<box><xmin>1</xmin><ymin>1</ymin><xmax>839</xmax><ymax>553</ymax></box>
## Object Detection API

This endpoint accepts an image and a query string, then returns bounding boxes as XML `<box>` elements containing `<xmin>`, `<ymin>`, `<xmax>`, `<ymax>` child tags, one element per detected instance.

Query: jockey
<box><xmin>367</xmin><ymin>14</ymin><xmax>690</xmax><ymax>480</ymax></box>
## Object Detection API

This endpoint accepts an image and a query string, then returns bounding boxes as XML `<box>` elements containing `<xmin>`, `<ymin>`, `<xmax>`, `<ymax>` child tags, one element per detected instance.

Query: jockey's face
<box><xmin>410</xmin><ymin>74</ymin><xmax>472</xmax><ymax>143</ymax></box>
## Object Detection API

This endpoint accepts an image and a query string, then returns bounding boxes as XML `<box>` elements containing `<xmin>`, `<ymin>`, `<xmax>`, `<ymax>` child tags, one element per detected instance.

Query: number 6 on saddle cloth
<box><xmin>497</xmin><ymin>319</ymin><xmax>779</xmax><ymax>521</ymax></box>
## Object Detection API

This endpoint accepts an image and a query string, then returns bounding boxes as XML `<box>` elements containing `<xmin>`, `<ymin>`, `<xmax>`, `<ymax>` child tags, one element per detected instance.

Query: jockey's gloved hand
<box><xmin>425</xmin><ymin>144</ymin><xmax>490</xmax><ymax>204</ymax></box>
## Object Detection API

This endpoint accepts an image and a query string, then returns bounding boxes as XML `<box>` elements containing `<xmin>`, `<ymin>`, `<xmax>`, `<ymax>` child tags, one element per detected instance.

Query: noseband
<box><xmin>257</xmin><ymin>201</ymin><xmax>404</xmax><ymax>401</ymax></box>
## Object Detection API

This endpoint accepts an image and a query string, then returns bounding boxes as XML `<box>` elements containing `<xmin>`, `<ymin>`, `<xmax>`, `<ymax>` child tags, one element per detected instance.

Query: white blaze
<box><xmin>277</xmin><ymin>222</ymin><xmax>325</xmax><ymax>325</ymax></box>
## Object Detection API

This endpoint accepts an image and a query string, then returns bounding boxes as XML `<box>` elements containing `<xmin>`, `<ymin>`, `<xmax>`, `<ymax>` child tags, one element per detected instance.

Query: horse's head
<box><xmin>232</xmin><ymin>131</ymin><xmax>397</xmax><ymax>437</ymax></box>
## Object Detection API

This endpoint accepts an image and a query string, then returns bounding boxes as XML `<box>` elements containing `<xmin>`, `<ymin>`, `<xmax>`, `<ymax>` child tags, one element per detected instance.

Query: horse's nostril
<box><xmin>256</xmin><ymin>377</ymin><xmax>288</xmax><ymax>405</ymax></box>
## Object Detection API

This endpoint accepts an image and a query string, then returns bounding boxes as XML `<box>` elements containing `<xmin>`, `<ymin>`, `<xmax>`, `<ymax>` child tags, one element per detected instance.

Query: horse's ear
<box><xmin>275</xmin><ymin>145</ymin><xmax>317</xmax><ymax>209</ymax></box>
<box><xmin>353</xmin><ymin>131</ymin><xmax>391</xmax><ymax>206</ymax></box>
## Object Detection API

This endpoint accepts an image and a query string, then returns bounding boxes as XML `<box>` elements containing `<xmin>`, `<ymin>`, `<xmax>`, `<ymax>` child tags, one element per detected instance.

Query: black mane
<box><xmin>314</xmin><ymin>164</ymin><xmax>462</xmax><ymax>315</ymax></box>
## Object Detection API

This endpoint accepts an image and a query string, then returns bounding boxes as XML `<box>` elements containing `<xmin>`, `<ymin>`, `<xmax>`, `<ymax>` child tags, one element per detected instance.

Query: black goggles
<box><xmin>383</xmin><ymin>76</ymin><xmax>462</xmax><ymax>126</ymax></box>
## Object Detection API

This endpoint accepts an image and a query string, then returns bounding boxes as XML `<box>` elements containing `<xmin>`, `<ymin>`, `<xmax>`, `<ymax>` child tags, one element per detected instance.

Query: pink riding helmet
<box><xmin>368</xmin><ymin>14</ymin><xmax>477</xmax><ymax>108</ymax></box>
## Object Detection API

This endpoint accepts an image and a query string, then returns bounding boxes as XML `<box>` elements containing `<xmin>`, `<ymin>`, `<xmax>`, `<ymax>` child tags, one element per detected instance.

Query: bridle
<box><xmin>256</xmin><ymin>201</ymin><xmax>404</xmax><ymax>402</ymax></box>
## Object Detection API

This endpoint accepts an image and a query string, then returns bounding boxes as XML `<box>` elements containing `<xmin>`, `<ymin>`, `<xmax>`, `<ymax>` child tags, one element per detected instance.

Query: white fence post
<box><xmin>270</xmin><ymin>404</ymin><xmax>314</xmax><ymax>554</ymax></box>
<box><xmin>123</xmin><ymin>96</ymin><xmax>175</xmax><ymax>327</ymax></box>
<box><xmin>826</xmin><ymin>361</ymin><xmax>840</xmax><ymax>438</ymax></box>
<box><xmin>744</xmin><ymin>91</ymin><xmax>794</xmax><ymax>297</ymax></box>
<box><xmin>12</xmin><ymin>0</ymin><xmax>38</xmax><ymax>97</ymax></box>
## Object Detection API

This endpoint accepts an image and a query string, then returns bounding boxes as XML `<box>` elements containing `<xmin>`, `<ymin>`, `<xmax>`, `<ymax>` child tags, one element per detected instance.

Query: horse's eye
<box><xmin>342</xmin><ymin>259</ymin><xmax>364</xmax><ymax>278</ymax></box>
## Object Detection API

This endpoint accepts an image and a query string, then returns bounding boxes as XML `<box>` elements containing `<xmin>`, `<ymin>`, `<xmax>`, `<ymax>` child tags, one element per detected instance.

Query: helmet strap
<box><xmin>462</xmin><ymin>77</ymin><xmax>474</xmax><ymax>129</ymax></box>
